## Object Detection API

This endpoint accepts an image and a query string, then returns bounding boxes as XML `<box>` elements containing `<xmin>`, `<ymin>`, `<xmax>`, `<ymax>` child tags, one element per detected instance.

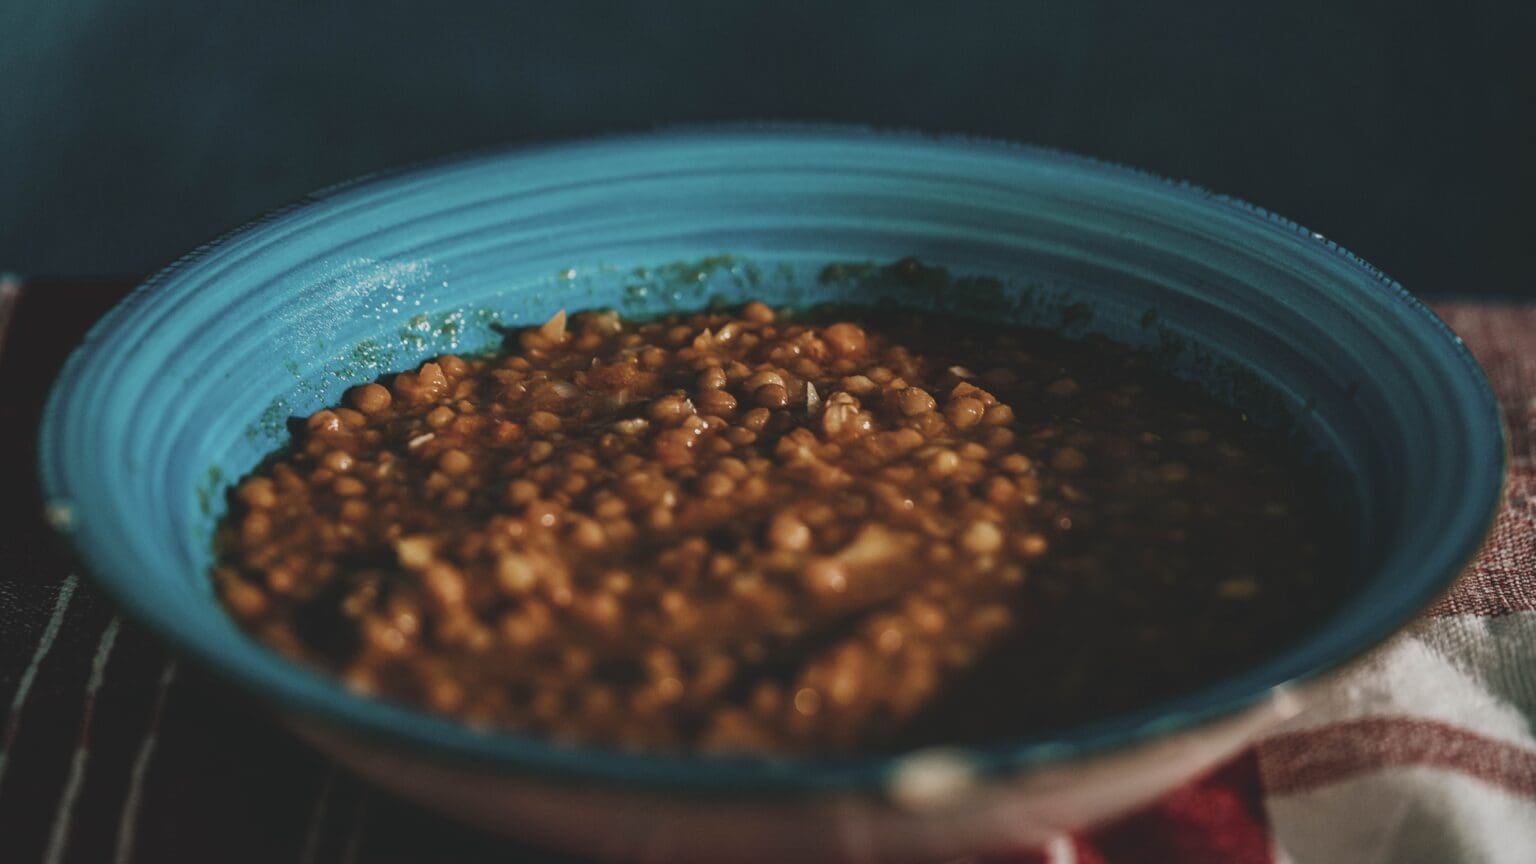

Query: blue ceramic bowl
<box><xmin>38</xmin><ymin>128</ymin><xmax>1503</xmax><ymax>861</ymax></box>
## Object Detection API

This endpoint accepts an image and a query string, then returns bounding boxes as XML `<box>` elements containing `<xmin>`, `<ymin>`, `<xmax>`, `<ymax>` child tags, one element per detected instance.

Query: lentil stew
<box><xmin>213</xmin><ymin>299</ymin><xmax>1344</xmax><ymax>754</ymax></box>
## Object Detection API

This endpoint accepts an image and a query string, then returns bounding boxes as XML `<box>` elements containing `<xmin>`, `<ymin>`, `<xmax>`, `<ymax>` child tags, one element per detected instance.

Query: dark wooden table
<box><xmin>0</xmin><ymin>281</ymin><xmax>579</xmax><ymax>864</ymax></box>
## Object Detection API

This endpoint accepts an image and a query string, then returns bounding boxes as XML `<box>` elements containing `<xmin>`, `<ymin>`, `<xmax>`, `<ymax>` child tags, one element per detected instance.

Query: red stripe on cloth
<box><xmin>1421</xmin><ymin>304</ymin><xmax>1536</xmax><ymax>618</ymax></box>
<box><xmin>1428</xmin><ymin>464</ymin><xmax>1536</xmax><ymax>617</ymax></box>
<box><xmin>1259</xmin><ymin>717</ymin><xmax>1536</xmax><ymax>797</ymax></box>
<box><xmin>986</xmin><ymin>752</ymin><xmax>1276</xmax><ymax>864</ymax></box>
<box><xmin>1430</xmin><ymin>303</ymin><xmax>1536</xmax><ymax>464</ymax></box>
<box><xmin>1081</xmin><ymin>750</ymin><xmax>1275</xmax><ymax>864</ymax></box>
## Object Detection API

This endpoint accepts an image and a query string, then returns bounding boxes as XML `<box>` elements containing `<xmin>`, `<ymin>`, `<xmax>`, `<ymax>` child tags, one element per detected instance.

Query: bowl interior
<box><xmin>38</xmin><ymin>129</ymin><xmax>1503</xmax><ymax>790</ymax></box>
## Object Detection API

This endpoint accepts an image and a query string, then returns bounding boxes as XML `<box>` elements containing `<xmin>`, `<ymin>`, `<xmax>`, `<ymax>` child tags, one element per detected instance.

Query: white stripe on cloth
<box><xmin>1256</xmin><ymin>611</ymin><xmax>1536</xmax><ymax>862</ymax></box>
<box><xmin>1267</xmin><ymin>768</ymin><xmax>1536</xmax><ymax>864</ymax></box>
<box><xmin>340</xmin><ymin>793</ymin><xmax>368</xmax><ymax>864</ymax></box>
<box><xmin>0</xmin><ymin>574</ymin><xmax>79</xmax><ymax>790</ymax></box>
<box><xmin>114</xmin><ymin>661</ymin><xmax>178</xmax><ymax>864</ymax></box>
<box><xmin>43</xmin><ymin>616</ymin><xmax>122</xmax><ymax>864</ymax></box>
<box><xmin>1270</xmin><ymin>840</ymin><xmax>1300</xmax><ymax>864</ymax></box>
<box><xmin>299</xmin><ymin>765</ymin><xmax>338</xmax><ymax>864</ymax></box>
<box><xmin>1042</xmin><ymin>834</ymin><xmax>1077</xmax><ymax>864</ymax></box>
<box><xmin>1412</xmin><ymin>613</ymin><xmax>1536</xmax><ymax>720</ymax></box>
<box><xmin>1259</xmin><ymin>612</ymin><xmax>1536</xmax><ymax>748</ymax></box>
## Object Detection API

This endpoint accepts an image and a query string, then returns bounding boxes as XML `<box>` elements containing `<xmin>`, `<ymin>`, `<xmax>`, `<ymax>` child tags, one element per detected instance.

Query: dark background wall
<box><xmin>2</xmin><ymin>2</ymin><xmax>1532</xmax><ymax>296</ymax></box>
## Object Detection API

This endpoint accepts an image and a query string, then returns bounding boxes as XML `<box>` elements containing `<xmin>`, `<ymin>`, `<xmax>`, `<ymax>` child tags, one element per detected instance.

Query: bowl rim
<box><xmin>37</xmin><ymin>124</ymin><xmax>1507</xmax><ymax>795</ymax></box>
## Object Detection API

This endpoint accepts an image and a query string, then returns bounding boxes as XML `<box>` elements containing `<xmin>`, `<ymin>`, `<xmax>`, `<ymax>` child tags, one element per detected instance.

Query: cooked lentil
<box><xmin>214</xmin><ymin>300</ymin><xmax>1342</xmax><ymax>754</ymax></box>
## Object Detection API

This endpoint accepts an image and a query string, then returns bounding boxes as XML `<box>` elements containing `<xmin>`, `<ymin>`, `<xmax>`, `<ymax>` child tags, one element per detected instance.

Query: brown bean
<box><xmin>897</xmin><ymin>387</ymin><xmax>937</xmax><ymax>417</ymax></box>
<box><xmin>754</xmin><ymin>383</ymin><xmax>790</xmax><ymax>409</ymax></box>
<box><xmin>348</xmin><ymin>383</ymin><xmax>392</xmax><ymax>414</ymax></box>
